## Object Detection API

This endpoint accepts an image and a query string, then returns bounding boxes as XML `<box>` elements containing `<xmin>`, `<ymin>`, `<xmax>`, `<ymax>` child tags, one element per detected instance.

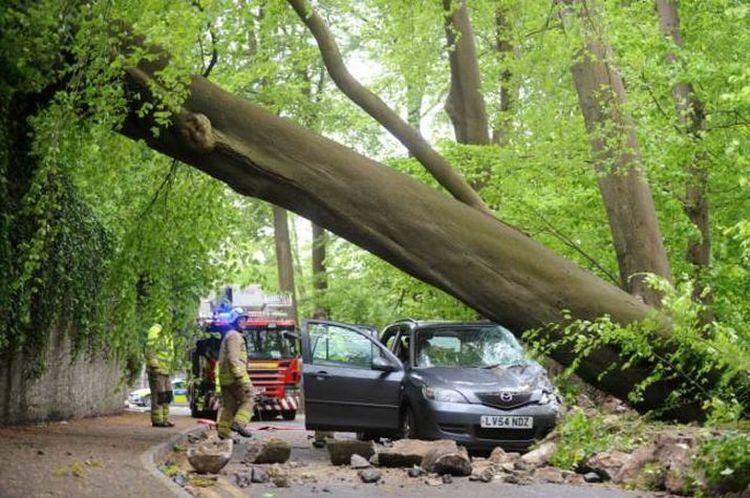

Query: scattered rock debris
<box><xmin>407</xmin><ymin>465</ymin><xmax>425</xmax><ymax>478</ymax></box>
<box><xmin>350</xmin><ymin>454</ymin><xmax>371</xmax><ymax>469</ymax></box>
<box><xmin>358</xmin><ymin>468</ymin><xmax>382</xmax><ymax>484</ymax></box>
<box><xmin>584</xmin><ymin>472</ymin><xmax>602</xmax><ymax>483</ymax></box>
<box><xmin>376</xmin><ymin>439</ymin><xmax>457</xmax><ymax>468</ymax></box>
<box><xmin>235</xmin><ymin>472</ymin><xmax>252</xmax><ymax>488</ymax></box>
<box><xmin>252</xmin><ymin>466</ymin><xmax>270</xmax><ymax>483</ymax></box>
<box><xmin>421</xmin><ymin>444</ymin><xmax>471</xmax><ymax>476</ymax></box>
<box><xmin>244</xmin><ymin>438</ymin><xmax>291</xmax><ymax>464</ymax></box>
<box><xmin>327</xmin><ymin>440</ymin><xmax>374</xmax><ymax>465</ymax></box>
<box><xmin>187</xmin><ymin>438</ymin><xmax>232</xmax><ymax>474</ymax></box>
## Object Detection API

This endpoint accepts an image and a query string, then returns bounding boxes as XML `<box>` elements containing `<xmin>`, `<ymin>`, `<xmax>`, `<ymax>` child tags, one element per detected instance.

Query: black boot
<box><xmin>231</xmin><ymin>422</ymin><xmax>253</xmax><ymax>438</ymax></box>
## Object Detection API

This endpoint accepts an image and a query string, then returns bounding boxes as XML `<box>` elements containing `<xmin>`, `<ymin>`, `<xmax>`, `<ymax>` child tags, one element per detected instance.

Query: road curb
<box><xmin>140</xmin><ymin>424</ymin><xmax>208</xmax><ymax>497</ymax></box>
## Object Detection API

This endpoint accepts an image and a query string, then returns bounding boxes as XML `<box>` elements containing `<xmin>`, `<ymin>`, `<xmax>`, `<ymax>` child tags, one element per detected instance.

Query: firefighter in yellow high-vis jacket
<box><xmin>217</xmin><ymin>320</ymin><xmax>254</xmax><ymax>439</ymax></box>
<box><xmin>145</xmin><ymin>323</ymin><xmax>175</xmax><ymax>427</ymax></box>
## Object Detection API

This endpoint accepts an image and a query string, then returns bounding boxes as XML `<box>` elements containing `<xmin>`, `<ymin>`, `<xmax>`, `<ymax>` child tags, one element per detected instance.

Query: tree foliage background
<box><xmin>0</xmin><ymin>0</ymin><xmax>748</xmax><ymax>401</ymax></box>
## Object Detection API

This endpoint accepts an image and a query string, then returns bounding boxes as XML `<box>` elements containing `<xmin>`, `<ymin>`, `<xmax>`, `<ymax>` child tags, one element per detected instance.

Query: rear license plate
<box><xmin>480</xmin><ymin>415</ymin><xmax>534</xmax><ymax>429</ymax></box>
<box><xmin>254</xmin><ymin>387</ymin><xmax>266</xmax><ymax>394</ymax></box>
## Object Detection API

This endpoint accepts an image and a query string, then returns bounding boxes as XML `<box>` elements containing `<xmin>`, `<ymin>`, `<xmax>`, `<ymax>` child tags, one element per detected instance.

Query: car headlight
<box><xmin>422</xmin><ymin>386</ymin><xmax>469</xmax><ymax>403</ymax></box>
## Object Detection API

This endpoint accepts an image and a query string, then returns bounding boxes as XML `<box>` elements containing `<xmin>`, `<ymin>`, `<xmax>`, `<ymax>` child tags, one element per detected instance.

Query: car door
<box><xmin>301</xmin><ymin>320</ymin><xmax>404</xmax><ymax>432</ymax></box>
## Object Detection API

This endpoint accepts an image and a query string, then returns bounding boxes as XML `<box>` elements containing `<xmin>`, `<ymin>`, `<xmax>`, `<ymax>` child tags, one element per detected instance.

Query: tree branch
<box><xmin>285</xmin><ymin>0</ymin><xmax>490</xmax><ymax>214</ymax></box>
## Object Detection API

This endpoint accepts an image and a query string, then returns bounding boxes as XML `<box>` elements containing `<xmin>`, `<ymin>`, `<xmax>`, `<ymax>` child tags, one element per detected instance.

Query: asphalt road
<box><xmin>181</xmin><ymin>414</ymin><xmax>660</xmax><ymax>498</ymax></box>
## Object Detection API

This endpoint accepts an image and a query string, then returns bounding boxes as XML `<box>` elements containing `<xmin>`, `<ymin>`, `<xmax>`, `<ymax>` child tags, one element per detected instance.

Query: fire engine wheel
<box><xmin>281</xmin><ymin>410</ymin><xmax>296</xmax><ymax>421</ymax></box>
<box><xmin>255</xmin><ymin>409</ymin><xmax>278</xmax><ymax>421</ymax></box>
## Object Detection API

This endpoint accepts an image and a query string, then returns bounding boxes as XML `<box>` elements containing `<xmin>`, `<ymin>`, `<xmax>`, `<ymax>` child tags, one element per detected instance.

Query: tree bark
<box><xmin>312</xmin><ymin>222</ymin><xmax>327</xmax><ymax>292</ymax></box>
<box><xmin>273</xmin><ymin>205</ymin><xmax>297</xmax><ymax>322</ymax></box>
<box><xmin>286</xmin><ymin>0</ymin><xmax>490</xmax><ymax>214</ymax></box>
<box><xmin>120</xmin><ymin>61</ymin><xmax>713</xmax><ymax>419</ymax></box>
<box><xmin>656</xmin><ymin>0</ymin><xmax>712</xmax><ymax>319</ymax></box>
<box><xmin>492</xmin><ymin>8</ymin><xmax>513</xmax><ymax>147</ymax></box>
<box><xmin>443</xmin><ymin>0</ymin><xmax>491</xmax><ymax>146</ymax></box>
<box><xmin>563</xmin><ymin>0</ymin><xmax>672</xmax><ymax>307</ymax></box>
<box><xmin>405</xmin><ymin>79</ymin><xmax>425</xmax><ymax>135</ymax></box>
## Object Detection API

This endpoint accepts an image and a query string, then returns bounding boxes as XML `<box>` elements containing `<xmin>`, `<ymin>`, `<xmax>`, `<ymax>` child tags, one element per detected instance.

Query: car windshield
<box><xmin>244</xmin><ymin>328</ymin><xmax>298</xmax><ymax>360</ymax></box>
<box><xmin>414</xmin><ymin>325</ymin><xmax>527</xmax><ymax>368</ymax></box>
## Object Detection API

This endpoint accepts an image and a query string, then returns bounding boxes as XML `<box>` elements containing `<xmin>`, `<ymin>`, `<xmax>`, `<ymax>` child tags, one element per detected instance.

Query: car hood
<box><xmin>412</xmin><ymin>361</ymin><xmax>552</xmax><ymax>396</ymax></box>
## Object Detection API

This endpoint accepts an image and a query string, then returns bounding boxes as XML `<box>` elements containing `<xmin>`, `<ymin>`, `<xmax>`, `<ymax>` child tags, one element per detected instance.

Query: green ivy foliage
<box><xmin>696</xmin><ymin>431</ymin><xmax>750</xmax><ymax>494</ymax></box>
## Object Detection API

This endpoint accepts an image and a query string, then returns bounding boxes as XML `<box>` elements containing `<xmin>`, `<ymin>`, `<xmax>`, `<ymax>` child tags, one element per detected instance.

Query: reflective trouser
<box><xmin>217</xmin><ymin>383</ymin><xmax>254</xmax><ymax>439</ymax></box>
<box><xmin>148</xmin><ymin>371</ymin><xmax>173</xmax><ymax>424</ymax></box>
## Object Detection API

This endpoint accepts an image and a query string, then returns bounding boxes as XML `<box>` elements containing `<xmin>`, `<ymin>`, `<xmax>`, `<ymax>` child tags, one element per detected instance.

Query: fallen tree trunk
<box><xmin>120</xmin><ymin>62</ymin><xmax>706</xmax><ymax>419</ymax></box>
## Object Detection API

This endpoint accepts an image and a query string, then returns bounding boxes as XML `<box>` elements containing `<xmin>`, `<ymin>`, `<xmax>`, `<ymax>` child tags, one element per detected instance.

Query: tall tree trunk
<box><xmin>311</xmin><ymin>222</ymin><xmax>327</xmax><ymax>292</ymax></box>
<box><xmin>405</xmin><ymin>79</ymin><xmax>424</xmax><ymax>135</ymax></box>
<box><xmin>120</xmin><ymin>60</ymin><xmax>726</xmax><ymax>419</ymax></box>
<box><xmin>289</xmin><ymin>212</ymin><xmax>307</xmax><ymax>304</ymax></box>
<box><xmin>287</xmin><ymin>0</ymin><xmax>490</xmax><ymax>214</ymax></box>
<box><xmin>443</xmin><ymin>0</ymin><xmax>491</xmax><ymax>146</ymax></box>
<box><xmin>311</xmin><ymin>222</ymin><xmax>328</xmax><ymax>311</ymax></box>
<box><xmin>656</xmin><ymin>0</ymin><xmax>712</xmax><ymax>321</ymax></box>
<box><xmin>273</xmin><ymin>205</ymin><xmax>297</xmax><ymax>322</ymax></box>
<box><xmin>562</xmin><ymin>0</ymin><xmax>672</xmax><ymax>307</ymax></box>
<box><xmin>492</xmin><ymin>8</ymin><xmax>513</xmax><ymax>147</ymax></box>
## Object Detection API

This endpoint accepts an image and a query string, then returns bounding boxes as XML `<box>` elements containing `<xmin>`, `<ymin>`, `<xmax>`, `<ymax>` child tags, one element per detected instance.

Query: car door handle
<box><xmin>314</xmin><ymin>371</ymin><xmax>330</xmax><ymax>379</ymax></box>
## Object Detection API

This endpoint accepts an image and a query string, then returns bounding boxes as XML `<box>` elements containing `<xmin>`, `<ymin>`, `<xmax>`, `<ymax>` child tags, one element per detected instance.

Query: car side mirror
<box><xmin>372</xmin><ymin>356</ymin><xmax>397</xmax><ymax>372</ymax></box>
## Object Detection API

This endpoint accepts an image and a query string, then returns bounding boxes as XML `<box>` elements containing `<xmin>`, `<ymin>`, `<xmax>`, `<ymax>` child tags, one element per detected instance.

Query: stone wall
<box><xmin>0</xmin><ymin>327</ymin><xmax>126</xmax><ymax>425</ymax></box>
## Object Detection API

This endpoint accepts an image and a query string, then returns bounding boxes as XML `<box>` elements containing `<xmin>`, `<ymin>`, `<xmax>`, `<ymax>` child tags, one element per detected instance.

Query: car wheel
<box><xmin>399</xmin><ymin>405</ymin><xmax>416</xmax><ymax>439</ymax></box>
<box><xmin>281</xmin><ymin>410</ymin><xmax>296</xmax><ymax>421</ymax></box>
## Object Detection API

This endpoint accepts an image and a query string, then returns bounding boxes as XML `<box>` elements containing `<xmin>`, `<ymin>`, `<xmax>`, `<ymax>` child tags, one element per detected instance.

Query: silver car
<box><xmin>301</xmin><ymin>319</ymin><xmax>560</xmax><ymax>451</ymax></box>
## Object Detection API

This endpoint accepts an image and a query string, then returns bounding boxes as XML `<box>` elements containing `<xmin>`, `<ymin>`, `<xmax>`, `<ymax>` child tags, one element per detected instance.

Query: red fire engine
<box><xmin>188</xmin><ymin>309</ymin><xmax>301</xmax><ymax>421</ymax></box>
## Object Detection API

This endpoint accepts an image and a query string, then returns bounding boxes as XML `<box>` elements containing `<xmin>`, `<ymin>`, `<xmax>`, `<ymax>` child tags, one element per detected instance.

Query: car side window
<box><xmin>382</xmin><ymin>327</ymin><xmax>399</xmax><ymax>351</ymax></box>
<box><xmin>311</xmin><ymin>324</ymin><xmax>383</xmax><ymax>368</ymax></box>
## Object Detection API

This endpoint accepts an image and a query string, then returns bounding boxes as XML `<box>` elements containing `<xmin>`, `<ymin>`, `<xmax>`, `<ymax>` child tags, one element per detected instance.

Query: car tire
<box><xmin>281</xmin><ymin>410</ymin><xmax>296</xmax><ymax>421</ymax></box>
<box><xmin>256</xmin><ymin>410</ymin><xmax>277</xmax><ymax>421</ymax></box>
<box><xmin>399</xmin><ymin>405</ymin><xmax>416</xmax><ymax>440</ymax></box>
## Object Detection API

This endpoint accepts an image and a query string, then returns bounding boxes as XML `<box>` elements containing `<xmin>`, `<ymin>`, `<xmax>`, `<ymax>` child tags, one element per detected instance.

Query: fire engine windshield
<box><xmin>243</xmin><ymin>329</ymin><xmax>298</xmax><ymax>359</ymax></box>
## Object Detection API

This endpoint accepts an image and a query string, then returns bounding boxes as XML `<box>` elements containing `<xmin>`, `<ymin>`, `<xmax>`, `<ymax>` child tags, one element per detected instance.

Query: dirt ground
<box><xmin>0</xmin><ymin>409</ymin><xmax>193</xmax><ymax>498</ymax></box>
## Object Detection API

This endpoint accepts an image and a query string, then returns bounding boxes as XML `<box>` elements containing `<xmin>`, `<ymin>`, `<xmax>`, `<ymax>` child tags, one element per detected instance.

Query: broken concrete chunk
<box><xmin>244</xmin><ymin>438</ymin><xmax>291</xmax><ymax>464</ymax></box>
<box><xmin>187</xmin><ymin>438</ymin><xmax>232</xmax><ymax>474</ymax></box>
<box><xmin>235</xmin><ymin>472</ymin><xmax>252</xmax><ymax>488</ymax></box>
<box><xmin>273</xmin><ymin>476</ymin><xmax>291</xmax><ymax>488</ymax></box>
<box><xmin>521</xmin><ymin>441</ymin><xmax>556</xmax><ymax>467</ymax></box>
<box><xmin>488</xmin><ymin>446</ymin><xmax>522</xmax><ymax>465</ymax></box>
<box><xmin>534</xmin><ymin>467</ymin><xmax>564</xmax><ymax>483</ymax></box>
<box><xmin>407</xmin><ymin>465</ymin><xmax>425</xmax><ymax>478</ymax></box>
<box><xmin>252</xmin><ymin>466</ymin><xmax>270</xmax><ymax>483</ymax></box>
<box><xmin>376</xmin><ymin>439</ymin><xmax>457</xmax><ymax>468</ymax></box>
<box><xmin>350</xmin><ymin>454</ymin><xmax>371</xmax><ymax>469</ymax></box>
<box><xmin>327</xmin><ymin>440</ymin><xmax>375</xmax><ymax>466</ymax></box>
<box><xmin>479</xmin><ymin>467</ymin><xmax>494</xmax><ymax>483</ymax></box>
<box><xmin>584</xmin><ymin>450</ymin><xmax>630</xmax><ymax>481</ymax></box>
<box><xmin>421</xmin><ymin>445</ymin><xmax>472</xmax><ymax>476</ymax></box>
<box><xmin>358</xmin><ymin>468</ymin><xmax>382</xmax><ymax>483</ymax></box>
